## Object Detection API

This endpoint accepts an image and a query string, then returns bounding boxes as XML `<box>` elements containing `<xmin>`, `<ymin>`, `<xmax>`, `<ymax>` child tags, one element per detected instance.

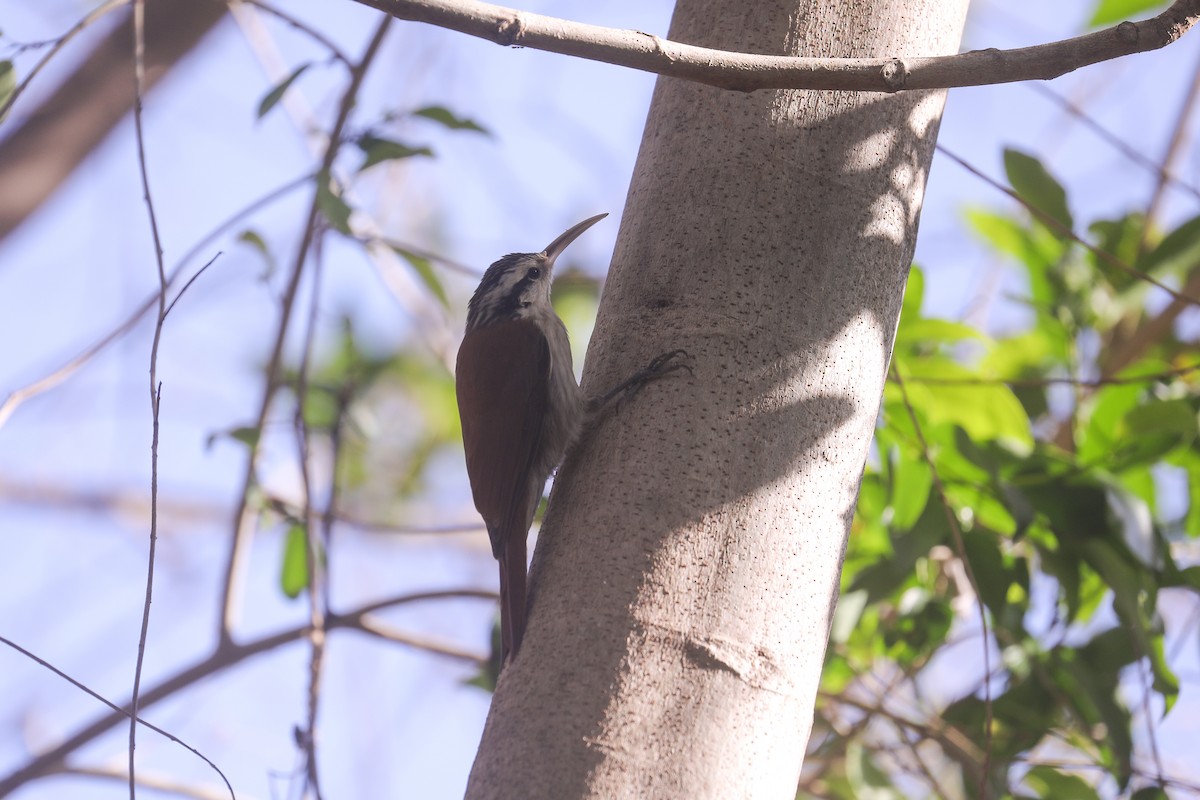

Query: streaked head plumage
<box><xmin>464</xmin><ymin>213</ymin><xmax>608</xmax><ymax>332</ymax></box>
<box><xmin>466</xmin><ymin>253</ymin><xmax>551</xmax><ymax>330</ymax></box>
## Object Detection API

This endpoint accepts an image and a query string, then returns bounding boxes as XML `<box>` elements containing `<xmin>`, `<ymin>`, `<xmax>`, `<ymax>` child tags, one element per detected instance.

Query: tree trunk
<box><xmin>467</xmin><ymin>0</ymin><xmax>969</xmax><ymax>796</ymax></box>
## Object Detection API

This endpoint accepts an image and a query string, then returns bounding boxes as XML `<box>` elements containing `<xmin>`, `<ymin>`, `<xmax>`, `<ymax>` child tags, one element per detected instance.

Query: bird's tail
<box><xmin>498</xmin><ymin>530</ymin><xmax>528</xmax><ymax>665</ymax></box>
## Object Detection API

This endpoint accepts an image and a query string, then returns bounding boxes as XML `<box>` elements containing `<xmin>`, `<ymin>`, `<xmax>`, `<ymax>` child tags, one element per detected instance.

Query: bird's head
<box><xmin>466</xmin><ymin>213</ymin><xmax>607</xmax><ymax>331</ymax></box>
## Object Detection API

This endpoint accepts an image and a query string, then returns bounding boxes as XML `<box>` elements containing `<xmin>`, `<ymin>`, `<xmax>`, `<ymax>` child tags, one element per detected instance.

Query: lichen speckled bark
<box><xmin>466</xmin><ymin>0</ymin><xmax>969</xmax><ymax>797</ymax></box>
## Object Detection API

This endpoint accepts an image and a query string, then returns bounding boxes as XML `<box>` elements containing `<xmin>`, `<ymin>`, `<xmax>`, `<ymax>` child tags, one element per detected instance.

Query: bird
<box><xmin>456</xmin><ymin>213</ymin><xmax>689</xmax><ymax>666</ymax></box>
<box><xmin>455</xmin><ymin>214</ymin><xmax>604</xmax><ymax>666</ymax></box>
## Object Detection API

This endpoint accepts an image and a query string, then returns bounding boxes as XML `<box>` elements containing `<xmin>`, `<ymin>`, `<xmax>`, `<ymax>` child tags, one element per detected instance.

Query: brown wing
<box><xmin>455</xmin><ymin>319</ymin><xmax>550</xmax><ymax>558</ymax></box>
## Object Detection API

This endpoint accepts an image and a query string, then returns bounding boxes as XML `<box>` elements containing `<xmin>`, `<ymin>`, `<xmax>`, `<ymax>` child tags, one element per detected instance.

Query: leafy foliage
<box><xmin>805</xmin><ymin>146</ymin><xmax>1200</xmax><ymax>798</ymax></box>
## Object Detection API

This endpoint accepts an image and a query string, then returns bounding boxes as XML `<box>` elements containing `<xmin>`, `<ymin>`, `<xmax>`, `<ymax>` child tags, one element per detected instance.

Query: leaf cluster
<box><xmin>809</xmin><ymin>145</ymin><xmax>1200</xmax><ymax>798</ymax></box>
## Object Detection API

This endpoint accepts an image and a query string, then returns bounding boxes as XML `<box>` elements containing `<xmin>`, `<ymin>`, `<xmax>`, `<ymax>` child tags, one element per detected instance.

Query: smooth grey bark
<box><xmin>467</xmin><ymin>0</ymin><xmax>969</xmax><ymax>797</ymax></box>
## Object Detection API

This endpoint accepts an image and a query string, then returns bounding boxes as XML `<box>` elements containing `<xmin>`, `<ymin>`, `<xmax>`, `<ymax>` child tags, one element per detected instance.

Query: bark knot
<box><xmin>880</xmin><ymin>58</ymin><xmax>908</xmax><ymax>92</ymax></box>
<box><xmin>1116</xmin><ymin>20</ymin><xmax>1139</xmax><ymax>43</ymax></box>
<box><xmin>497</xmin><ymin>14</ymin><xmax>526</xmax><ymax>46</ymax></box>
<box><xmin>684</xmin><ymin>634</ymin><xmax>797</xmax><ymax>695</ymax></box>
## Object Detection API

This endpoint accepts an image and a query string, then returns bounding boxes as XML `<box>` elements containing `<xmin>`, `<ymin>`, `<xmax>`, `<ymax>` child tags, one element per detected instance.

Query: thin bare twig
<box><xmin>352</xmin><ymin>617</ymin><xmax>488</xmax><ymax>662</ymax></box>
<box><xmin>1028</xmin><ymin>84</ymin><xmax>1200</xmax><ymax>205</ymax></box>
<box><xmin>355</xmin><ymin>0</ymin><xmax>1200</xmax><ymax>93</ymax></box>
<box><xmin>885</xmin><ymin>717</ymin><xmax>955</xmax><ymax>800</ymax></box>
<box><xmin>0</xmin><ymin>173</ymin><xmax>311</xmax><ymax>432</ymax></box>
<box><xmin>292</xmin><ymin>222</ymin><xmax>329</xmax><ymax>800</ymax></box>
<box><xmin>1135</xmin><ymin>655</ymin><xmax>1167</xmax><ymax>789</ymax></box>
<box><xmin>236</xmin><ymin>0</ymin><xmax>352</xmax><ymax>67</ymax></box>
<box><xmin>0</xmin><ymin>634</ymin><xmax>234</xmax><ymax>799</ymax></box>
<box><xmin>1141</xmin><ymin>45</ymin><xmax>1200</xmax><ymax>252</ymax></box>
<box><xmin>890</xmin><ymin>367</ymin><xmax>994</xmax><ymax>798</ymax></box>
<box><xmin>0</xmin><ymin>0</ymin><xmax>130</xmax><ymax>120</ymax></box>
<box><xmin>1101</xmin><ymin>268</ymin><xmax>1200</xmax><ymax>378</ymax></box>
<box><xmin>373</xmin><ymin>237</ymin><xmax>482</xmax><ymax>277</ymax></box>
<box><xmin>216</xmin><ymin>20</ymin><xmax>393</xmax><ymax>647</ymax></box>
<box><xmin>0</xmin><ymin>589</ymin><xmax>495</xmax><ymax>797</ymax></box>
<box><xmin>130</xmin><ymin>0</ymin><xmax>171</xmax><ymax>792</ymax></box>
<box><xmin>264</xmin><ymin>493</ymin><xmax>485</xmax><ymax>535</ymax></box>
<box><xmin>937</xmin><ymin>144</ymin><xmax>1200</xmax><ymax>311</ymax></box>
<box><xmin>900</xmin><ymin>361</ymin><xmax>1200</xmax><ymax>388</ymax></box>
<box><xmin>1094</xmin><ymin>47</ymin><xmax>1200</xmax><ymax>382</ymax></box>
<box><xmin>54</xmin><ymin>766</ymin><xmax>238</xmax><ymax>800</ymax></box>
<box><xmin>163</xmin><ymin>252</ymin><xmax>224</xmax><ymax>321</ymax></box>
<box><xmin>231</xmin><ymin>4</ymin><xmax>459</xmax><ymax>370</ymax></box>
<box><xmin>821</xmin><ymin>691</ymin><xmax>986</xmax><ymax>771</ymax></box>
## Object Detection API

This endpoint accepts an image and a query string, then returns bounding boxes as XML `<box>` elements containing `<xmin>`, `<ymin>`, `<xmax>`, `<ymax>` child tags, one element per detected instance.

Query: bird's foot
<box><xmin>597</xmin><ymin>349</ymin><xmax>692</xmax><ymax>408</ymax></box>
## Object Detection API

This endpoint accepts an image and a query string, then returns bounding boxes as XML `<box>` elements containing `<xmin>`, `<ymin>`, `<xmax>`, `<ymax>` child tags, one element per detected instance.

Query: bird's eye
<box><xmin>527</xmin><ymin>267</ymin><xmax>541</xmax><ymax>279</ymax></box>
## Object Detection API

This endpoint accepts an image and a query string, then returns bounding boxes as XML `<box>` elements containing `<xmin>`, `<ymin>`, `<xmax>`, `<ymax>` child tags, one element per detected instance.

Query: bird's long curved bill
<box><xmin>542</xmin><ymin>213</ymin><xmax>608</xmax><ymax>263</ymax></box>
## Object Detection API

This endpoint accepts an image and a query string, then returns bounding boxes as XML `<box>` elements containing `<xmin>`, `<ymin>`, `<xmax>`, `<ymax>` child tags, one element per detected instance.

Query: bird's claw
<box><xmin>644</xmin><ymin>349</ymin><xmax>692</xmax><ymax>377</ymax></box>
<box><xmin>597</xmin><ymin>349</ymin><xmax>693</xmax><ymax>408</ymax></box>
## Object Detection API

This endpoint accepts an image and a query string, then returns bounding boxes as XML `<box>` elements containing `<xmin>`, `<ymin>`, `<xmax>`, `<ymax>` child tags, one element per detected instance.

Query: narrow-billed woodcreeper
<box><xmin>455</xmin><ymin>213</ymin><xmax>685</xmax><ymax>664</ymax></box>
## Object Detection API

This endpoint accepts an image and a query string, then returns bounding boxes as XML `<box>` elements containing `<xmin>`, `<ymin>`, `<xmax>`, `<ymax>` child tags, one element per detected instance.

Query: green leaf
<box><xmin>1078</xmin><ymin>383</ymin><xmax>1143</xmax><ymax>463</ymax></box>
<box><xmin>301</xmin><ymin>385</ymin><xmax>340</xmax><ymax>431</ymax></box>
<box><xmin>230</xmin><ymin>426</ymin><xmax>260</xmax><ymax>447</ymax></box>
<box><xmin>1023</xmin><ymin>765</ymin><xmax>1100</xmax><ymax>799</ymax></box>
<box><xmin>1179</xmin><ymin>449</ymin><xmax>1200</xmax><ymax>537</ymax></box>
<box><xmin>280</xmin><ymin>523</ymin><xmax>310</xmax><ymax>599</ymax></box>
<box><xmin>1130</xmin><ymin>789</ymin><xmax>1169</xmax><ymax>800</ymax></box>
<box><xmin>204</xmin><ymin>425</ymin><xmax>261</xmax><ymax>450</ymax></box>
<box><xmin>963</xmin><ymin>529</ymin><xmax>1009</xmax><ymax>615</ymax></box>
<box><xmin>1004</xmin><ymin>149</ymin><xmax>1073</xmax><ymax>238</ymax></box>
<box><xmin>850</xmin><ymin>502</ymin><xmax>946</xmax><ymax>603</ymax></box>
<box><xmin>901</xmin><ymin>264</ymin><xmax>924</xmax><ymax>324</ymax></box>
<box><xmin>1066</xmin><ymin>628</ymin><xmax>1137</xmax><ymax>782</ymax></box>
<box><xmin>392</xmin><ymin>247</ymin><xmax>449</xmax><ymax>308</ymax></box>
<box><xmin>315</xmin><ymin>178</ymin><xmax>353</xmax><ymax>235</ymax></box>
<box><xmin>257</xmin><ymin>63</ymin><xmax>310</xmax><ymax>119</ymax></box>
<box><xmin>1089</xmin><ymin>214</ymin><xmax>1145</xmax><ymax>292</ymax></box>
<box><xmin>895</xmin><ymin>318</ymin><xmax>987</xmax><ymax>350</ymax></box>
<box><xmin>829</xmin><ymin>589</ymin><xmax>869</xmax><ymax>645</ymax></box>
<box><xmin>1124</xmin><ymin>398</ymin><xmax>1198</xmax><ymax>439</ymax></box>
<box><xmin>237</xmin><ymin>229</ymin><xmax>276</xmax><ymax>280</ymax></box>
<box><xmin>0</xmin><ymin>61</ymin><xmax>15</xmax><ymax>122</ymax></box>
<box><xmin>1148</xmin><ymin>631</ymin><xmax>1180</xmax><ymax>713</ymax></box>
<box><xmin>413</xmin><ymin>105</ymin><xmax>489</xmax><ymax>135</ymax></box>
<box><xmin>1088</xmin><ymin>0</ymin><xmax>1169</xmax><ymax>27</ymax></box>
<box><xmin>1139</xmin><ymin>214</ymin><xmax>1200</xmax><ymax>278</ymax></box>
<box><xmin>465</xmin><ymin>617</ymin><xmax>502</xmax><ymax>693</ymax></box>
<box><xmin>1105</xmin><ymin>397</ymin><xmax>1198</xmax><ymax>470</ymax></box>
<box><xmin>887</xmin><ymin>449</ymin><xmax>931</xmax><ymax>531</ymax></box>
<box><xmin>896</xmin><ymin>359</ymin><xmax>1033</xmax><ymax>449</ymax></box>
<box><xmin>356</xmin><ymin>135</ymin><xmax>433</xmax><ymax>171</ymax></box>
<box><xmin>965</xmin><ymin>207</ymin><xmax>1067</xmax><ymax>306</ymax></box>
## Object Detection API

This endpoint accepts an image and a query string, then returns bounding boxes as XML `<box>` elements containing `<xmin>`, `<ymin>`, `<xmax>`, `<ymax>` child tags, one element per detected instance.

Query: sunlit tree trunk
<box><xmin>468</xmin><ymin>0</ymin><xmax>970</xmax><ymax>796</ymax></box>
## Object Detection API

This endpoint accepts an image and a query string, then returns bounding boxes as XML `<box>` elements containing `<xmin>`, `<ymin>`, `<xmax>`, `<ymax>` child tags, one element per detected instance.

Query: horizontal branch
<box><xmin>0</xmin><ymin>589</ymin><xmax>494</xmax><ymax>797</ymax></box>
<box><xmin>353</xmin><ymin>0</ymin><xmax>1200</xmax><ymax>92</ymax></box>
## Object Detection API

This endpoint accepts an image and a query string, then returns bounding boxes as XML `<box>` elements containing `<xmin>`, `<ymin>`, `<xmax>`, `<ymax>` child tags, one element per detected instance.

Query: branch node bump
<box><xmin>644</xmin><ymin>31</ymin><xmax>674</xmax><ymax>63</ymax></box>
<box><xmin>497</xmin><ymin>13</ymin><xmax>526</xmax><ymax>47</ymax></box>
<box><xmin>1116</xmin><ymin>20</ymin><xmax>1139</xmax><ymax>43</ymax></box>
<box><xmin>880</xmin><ymin>58</ymin><xmax>908</xmax><ymax>91</ymax></box>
